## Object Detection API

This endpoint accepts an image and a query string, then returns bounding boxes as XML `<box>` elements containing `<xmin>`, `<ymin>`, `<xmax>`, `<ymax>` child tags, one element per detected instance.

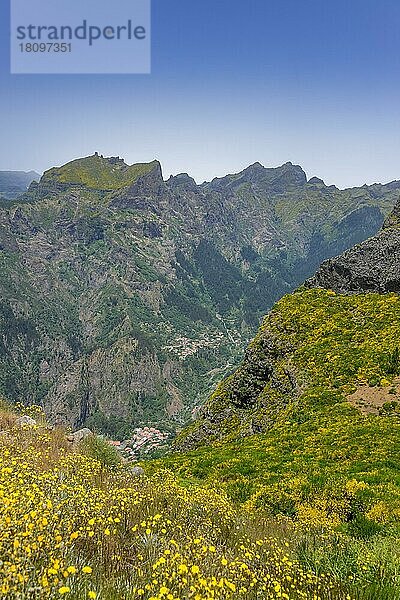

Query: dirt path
<box><xmin>347</xmin><ymin>377</ymin><xmax>400</xmax><ymax>415</ymax></box>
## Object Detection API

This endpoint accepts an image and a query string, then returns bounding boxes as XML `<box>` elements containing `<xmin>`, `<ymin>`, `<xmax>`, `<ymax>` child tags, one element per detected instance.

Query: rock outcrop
<box><xmin>306</xmin><ymin>197</ymin><xmax>400</xmax><ymax>293</ymax></box>
<box><xmin>67</xmin><ymin>428</ymin><xmax>93</xmax><ymax>444</ymax></box>
<box><xmin>16</xmin><ymin>415</ymin><xmax>36</xmax><ymax>427</ymax></box>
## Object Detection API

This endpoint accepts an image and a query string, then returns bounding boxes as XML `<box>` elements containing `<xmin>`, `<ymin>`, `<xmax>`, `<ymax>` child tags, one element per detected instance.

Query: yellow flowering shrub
<box><xmin>0</xmin><ymin>418</ymin><xmax>354</xmax><ymax>600</ymax></box>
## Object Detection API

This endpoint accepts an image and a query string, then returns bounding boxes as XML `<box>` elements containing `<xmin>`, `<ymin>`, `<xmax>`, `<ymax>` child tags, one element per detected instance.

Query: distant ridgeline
<box><xmin>0</xmin><ymin>153</ymin><xmax>398</xmax><ymax>436</ymax></box>
<box><xmin>0</xmin><ymin>170</ymin><xmax>40</xmax><ymax>201</ymax></box>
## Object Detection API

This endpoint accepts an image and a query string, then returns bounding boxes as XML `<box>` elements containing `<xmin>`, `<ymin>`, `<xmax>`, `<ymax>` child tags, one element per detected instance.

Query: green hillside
<box><xmin>158</xmin><ymin>289</ymin><xmax>400</xmax><ymax>503</ymax></box>
<box><xmin>44</xmin><ymin>154</ymin><xmax>158</xmax><ymax>190</ymax></box>
<box><xmin>145</xmin><ymin>289</ymin><xmax>400</xmax><ymax>597</ymax></box>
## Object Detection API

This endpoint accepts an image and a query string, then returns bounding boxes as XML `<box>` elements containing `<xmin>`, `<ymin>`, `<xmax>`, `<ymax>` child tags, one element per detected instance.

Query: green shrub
<box><xmin>346</xmin><ymin>514</ymin><xmax>383</xmax><ymax>540</ymax></box>
<box><xmin>379</xmin><ymin>400</ymin><xmax>399</xmax><ymax>415</ymax></box>
<box><xmin>380</xmin><ymin>346</ymin><xmax>400</xmax><ymax>375</ymax></box>
<box><xmin>79</xmin><ymin>434</ymin><xmax>121</xmax><ymax>469</ymax></box>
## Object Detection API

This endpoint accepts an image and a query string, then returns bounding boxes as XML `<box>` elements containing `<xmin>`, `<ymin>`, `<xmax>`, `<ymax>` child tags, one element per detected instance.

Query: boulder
<box><xmin>67</xmin><ymin>428</ymin><xmax>93</xmax><ymax>444</ymax></box>
<box><xmin>16</xmin><ymin>415</ymin><xmax>36</xmax><ymax>427</ymax></box>
<box><xmin>129</xmin><ymin>466</ymin><xmax>144</xmax><ymax>477</ymax></box>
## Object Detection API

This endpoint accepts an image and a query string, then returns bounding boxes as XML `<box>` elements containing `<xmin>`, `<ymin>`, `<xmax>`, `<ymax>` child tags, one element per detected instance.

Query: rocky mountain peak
<box><xmin>306</xmin><ymin>196</ymin><xmax>400</xmax><ymax>294</ymax></box>
<box><xmin>267</xmin><ymin>161</ymin><xmax>307</xmax><ymax>190</ymax></box>
<box><xmin>382</xmin><ymin>196</ymin><xmax>400</xmax><ymax>229</ymax></box>
<box><xmin>307</xmin><ymin>176</ymin><xmax>326</xmax><ymax>186</ymax></box>
<box><xmin>242</xmin><ymin>161</ymin><xmax>266</xmax><ymax>175</ymax></box>
<box><xmin>280</xmin><ymin>160</ymin><xmax>307</xmax><ymax>177</ymax></box>
<box><xmin>205</xmin><ymin>161</ymin><xmax>307</xmax><ymax>194</ymax></box>
<box><xmin>166</xmin><ymin>173</ymin><xmax>197</xmax><ymax>190</ymax></box>
<box><xmin>41</xmin><ymin>154</ymin><xmax>161</xmax><ymax>192</ymax></box>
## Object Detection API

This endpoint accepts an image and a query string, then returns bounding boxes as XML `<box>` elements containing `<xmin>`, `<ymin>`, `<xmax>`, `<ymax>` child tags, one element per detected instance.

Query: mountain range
<box><xmin>0</xmin><ymin>153</ymin><xmax>399</xmax><ymax>437</ymax></box>
<box><xmin>2</xmin><ymin>156</ymin><xmax>400</xmax><ymax>600</ymax></box>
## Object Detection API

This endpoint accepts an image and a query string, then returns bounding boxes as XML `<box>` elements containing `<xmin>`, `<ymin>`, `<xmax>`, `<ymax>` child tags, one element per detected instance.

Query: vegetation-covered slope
<box><xmin>1</xmin><ymin>402</ymin><xmax>399</xmax><ymax>600</ymax></box>
<box><xmin>168</xmin><ymin>289</ymin><xmax>400</xmax><ymax>501</ymax></box>
<box><xmin>44</xmin><ymin>154</ymin><xmax>157</xmax><ymax>190</ymax></box>
<box><xmin>146</xmin><ymin>288</ymin><xmax>400</xmax><ymax>597</ymax></box>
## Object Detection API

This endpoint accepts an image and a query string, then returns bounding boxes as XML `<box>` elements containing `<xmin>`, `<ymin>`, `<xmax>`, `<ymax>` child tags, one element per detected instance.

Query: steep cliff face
<box><xmin>0</xmin><ymin>154</ymin><xmax>398</xmax><ymax>435</ymax></box>
<box><xmin>175</xmin><ymin>313</ymin><xmax>298</xmax><ymax>450</ymax></box>
<box><xmin>306</xmin><ymin>197</ymin><xmax>400</xmax><ymax>293</ymax></box>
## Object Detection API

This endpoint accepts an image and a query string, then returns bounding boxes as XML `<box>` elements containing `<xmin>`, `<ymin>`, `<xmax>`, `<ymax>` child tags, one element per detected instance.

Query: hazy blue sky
<box><xmin>1</xmin><ymin>0</ymin><xmax>400</xmax><ymax>187</ymax></box>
